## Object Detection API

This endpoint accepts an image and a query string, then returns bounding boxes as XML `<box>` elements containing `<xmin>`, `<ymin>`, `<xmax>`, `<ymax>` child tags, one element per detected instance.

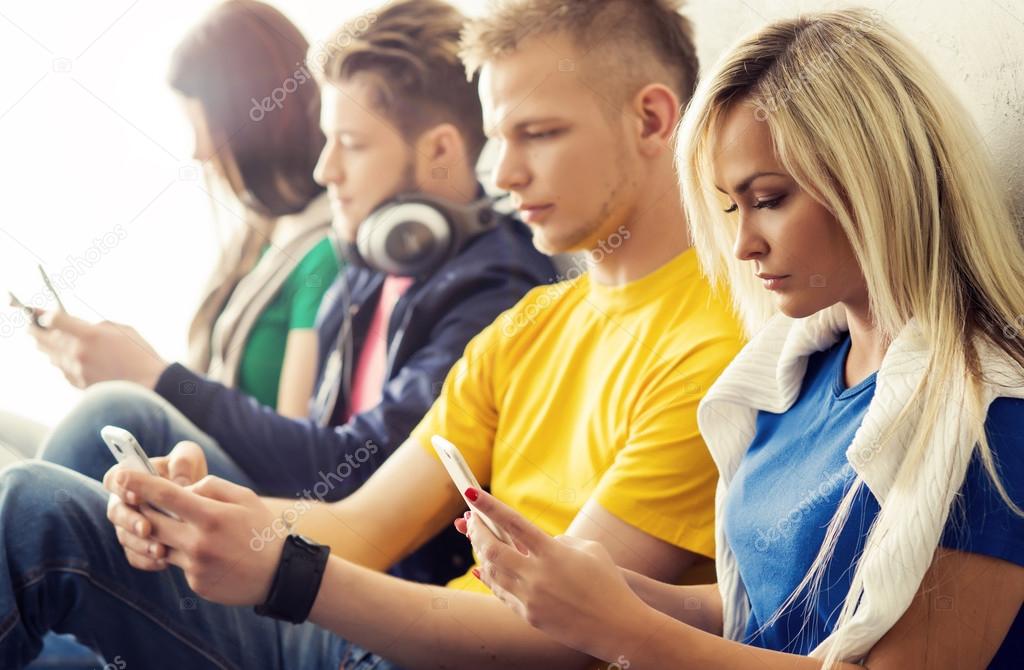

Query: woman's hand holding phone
<box><xmin>29</xmin><ymin>311</ymin><xmax>167</xmax><ymax>389</ymax></box>
<box><xmin>454</xmin><ymin>487</ymin><xmax>649</xmax><ymax>664</ymax></box>
<box><xmin>430</xmin><ymin>435</ymin><xmax>514</xmax><ymax>544</ymax></box>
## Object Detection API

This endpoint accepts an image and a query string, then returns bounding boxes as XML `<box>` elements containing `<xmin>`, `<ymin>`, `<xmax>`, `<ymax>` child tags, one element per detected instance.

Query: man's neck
<box><xmin>587</xmin><ymin>189</ymin><xmax>692</xmax><ymax>286</ymax></box>
<box><xmin>422</xmin><ymin>170</ymin><xmax>480</xmax><ymax>205</ymax></box>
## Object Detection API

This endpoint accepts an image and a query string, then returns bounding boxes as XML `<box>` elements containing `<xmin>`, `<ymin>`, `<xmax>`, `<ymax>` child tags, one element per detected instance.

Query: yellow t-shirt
<box><xmin>412</xmin><ymin>249</ymin><xmax>746</xmax><ymax>592</ymax></box>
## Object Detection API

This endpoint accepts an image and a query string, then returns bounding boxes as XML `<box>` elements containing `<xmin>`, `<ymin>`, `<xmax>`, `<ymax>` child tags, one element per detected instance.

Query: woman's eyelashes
<box><xmin>754</xmin><ymin>194</ymin><xmax>786</xmax><ymax>209</ymax></box>
<box><xmin>723</xmin><ymin>194</ymin><xmax>787</xmax><ymax>214</ymax></box>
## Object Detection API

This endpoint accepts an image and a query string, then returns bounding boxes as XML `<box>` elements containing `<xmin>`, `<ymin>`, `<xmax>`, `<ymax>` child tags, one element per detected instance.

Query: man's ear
<box><xmin>631</xmin><ymin>83</ymin><xmax>681</xmax><ymax>158</ymax></box>
<box><xmin>413</xmin><ymin>123</ymin><xmax>467</xmax><ymax>186</ymax></box>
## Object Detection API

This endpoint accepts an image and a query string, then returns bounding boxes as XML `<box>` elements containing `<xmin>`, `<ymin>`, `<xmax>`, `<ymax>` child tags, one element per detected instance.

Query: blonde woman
<box><xmin>457</xmin><ymin>9</ymin><xmax>1024</xmax><ymax>669</ymax></box>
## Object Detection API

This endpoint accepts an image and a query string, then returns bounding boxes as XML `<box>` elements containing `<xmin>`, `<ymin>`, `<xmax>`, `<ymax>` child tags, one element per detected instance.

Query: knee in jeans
<box><xmin>41</xmin><ymin>382</ymin><xmax>164</xmax><ymax>464</ymax></box>
<box><xmin>74</xmin><ymin>381</ymin><xmax>164</xmax><ymax>428</ymax></box>
<box><xmin>0</xmin><ymin>461</ymin><xmax>80</xmax><ymax>520</ymax></box>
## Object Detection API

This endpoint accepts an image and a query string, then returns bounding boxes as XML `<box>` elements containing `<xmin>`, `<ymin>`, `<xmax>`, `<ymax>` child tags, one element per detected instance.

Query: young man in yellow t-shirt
<box><xmin>95</xmin><ymin>1</ymin><xmax>747</xmax><ymax>667</ymax></box>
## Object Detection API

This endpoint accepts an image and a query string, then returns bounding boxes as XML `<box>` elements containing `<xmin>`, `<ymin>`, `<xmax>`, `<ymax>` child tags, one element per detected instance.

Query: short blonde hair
<box><xmin>460</xmin><ymin>0</ymin><xmax>698</xmax><ymax>108</ymax></box>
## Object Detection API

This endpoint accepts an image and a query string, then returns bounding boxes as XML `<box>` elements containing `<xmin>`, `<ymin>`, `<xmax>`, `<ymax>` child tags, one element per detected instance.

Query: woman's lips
<box><xmin>757</xmin><ymin>273</ymin><xmax>791</xmax><ymax>291</ymax></box>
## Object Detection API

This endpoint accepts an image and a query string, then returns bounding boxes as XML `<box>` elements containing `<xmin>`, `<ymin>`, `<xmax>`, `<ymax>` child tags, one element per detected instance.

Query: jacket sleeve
<box><xmin>153</xmin><ymin>271</ymin><xmax>534</xmax><ymax>501</ymax></box>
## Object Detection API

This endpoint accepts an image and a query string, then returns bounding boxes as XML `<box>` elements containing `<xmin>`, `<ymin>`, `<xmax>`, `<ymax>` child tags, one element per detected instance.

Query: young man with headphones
<box><xmin>33</xmin><ymin>0</ymin><xmax>553</xmax><ymax>588</ymax></box>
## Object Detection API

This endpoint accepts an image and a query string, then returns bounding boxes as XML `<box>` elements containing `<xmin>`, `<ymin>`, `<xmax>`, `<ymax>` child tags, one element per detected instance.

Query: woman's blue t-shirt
<box><xmin>722</xmin><ymin>333</ymin><xmax>1023</xmax><ymax>666</ymax></box>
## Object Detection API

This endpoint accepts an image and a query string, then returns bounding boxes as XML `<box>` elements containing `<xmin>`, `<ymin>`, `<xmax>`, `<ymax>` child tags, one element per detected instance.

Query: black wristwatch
<box><xmin>254</xmin><ymin>534</ymin><xmax>331</xmax><ymax>624</ymax></box>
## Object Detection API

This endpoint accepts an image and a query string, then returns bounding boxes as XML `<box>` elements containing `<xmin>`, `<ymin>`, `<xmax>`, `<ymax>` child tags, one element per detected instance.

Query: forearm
<box><xmin>263</xmin><ymin>496</ymin><xmax>407</xmax><ymax>571</ymax></box>
<box><xmin>154</xmin><ymin>364</ymin><xmax>381</xmax><ymax>497</ymax></box>
<box><xmin>614</xmin><ymin>606</ymin><xmax>863</xmax><ymax>670</ymax></box>
<box><xmin>262</xmin><ymin>443</ymin><xmax>463</xmax><ymax>572</ymax></box>
<box><xmin>309</xmin><ymin>556</ymin><xmax>594</xmax><ymax>670</ymax></box>
<box><xmin>621</xmin><ymin>568</ymin><xmax>723</xmax><ymax>635</ymax></box>
<box><xmin>276</xmin><ymin>329</ymin><xmax>319</xmax><ymax>419</ymax></box>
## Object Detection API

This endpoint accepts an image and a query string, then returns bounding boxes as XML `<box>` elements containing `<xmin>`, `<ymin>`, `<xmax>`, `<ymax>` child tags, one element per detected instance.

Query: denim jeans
<box><xmin>0</xmin><ymin>460</ymin><xmax>397</xmax><ymax>669</ymax></box>
<box><xmin>8</xmin><ymin>382</ymin><xmax>399</xmax><ymax>669</ymax></box>
<box><xmin>37</xmin><ymin>382</ymin><xmax>255</xmax><ymax>489</ymax></box>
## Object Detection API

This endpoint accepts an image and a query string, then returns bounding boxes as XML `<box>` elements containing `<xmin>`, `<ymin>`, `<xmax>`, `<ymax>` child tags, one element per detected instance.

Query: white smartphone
<box><xmin>431</xmin><ymin>435</ymin><xmax>513</xmax><ymax>545</ymax></box>
<box><xmin>100</xmin><ymin>425</ymin><xmax>180</xmax><ymax>520</ymax></box>
<box><xmin>37</xmin><ymin>264</ymin><xmax>66</xmax><ymax>312</ymax></box>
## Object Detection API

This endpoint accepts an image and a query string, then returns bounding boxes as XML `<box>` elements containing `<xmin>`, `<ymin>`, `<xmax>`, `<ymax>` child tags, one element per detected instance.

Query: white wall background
<box><xmin>0</xmin><ymin>0</ymin><xmax>1021</xmax><ymax>426</ymax></box>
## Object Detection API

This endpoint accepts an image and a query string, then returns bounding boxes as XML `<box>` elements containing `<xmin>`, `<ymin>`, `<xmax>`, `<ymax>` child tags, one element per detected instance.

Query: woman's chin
<box><xmin>774</xmin><ymin>293</ymin><xmax>832</xmax><ymax>320</ymax></box>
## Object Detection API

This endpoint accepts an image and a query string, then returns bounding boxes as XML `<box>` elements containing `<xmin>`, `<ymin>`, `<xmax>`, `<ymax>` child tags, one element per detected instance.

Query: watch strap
<box><xmin>254</xmin><ymin>535</ymin><xmax>330</xmax><ymax>624</ymax></box>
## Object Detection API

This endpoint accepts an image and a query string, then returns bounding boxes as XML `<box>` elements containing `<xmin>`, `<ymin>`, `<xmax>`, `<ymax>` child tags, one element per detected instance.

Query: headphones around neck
<box><xmin>338</xmin><ymin>193</ymin><xmax>499</xmax><ymax>277</ymax></box>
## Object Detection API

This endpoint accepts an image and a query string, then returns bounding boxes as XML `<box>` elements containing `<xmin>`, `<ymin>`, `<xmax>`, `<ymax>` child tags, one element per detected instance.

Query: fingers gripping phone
<box><xmin>100</xmin><ymin>425</ymin><xmax>180</xmax><ymax>520</ymax></box>
<box><xmin>8</xmin><ymin>291</ymin><xmax>41</xmax><ymax>327</ymax></box>
<box><xmin>431</xmin><ymin>435</ymin><xmax>513</xmax><ymax>544</ymax></box>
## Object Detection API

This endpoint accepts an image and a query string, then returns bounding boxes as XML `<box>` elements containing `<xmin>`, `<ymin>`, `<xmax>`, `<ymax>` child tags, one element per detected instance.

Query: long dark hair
<box><xmin>169</xmin><ymin>0</ymin><xmax>324</xmax><ymax>217</ymax></box>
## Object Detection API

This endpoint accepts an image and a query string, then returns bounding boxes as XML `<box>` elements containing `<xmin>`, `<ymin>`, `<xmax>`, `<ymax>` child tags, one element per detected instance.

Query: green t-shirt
<box><xmin>236</xmin><ymin>237</ymin><xmax>341</xmax><ymax>408</ymax></box>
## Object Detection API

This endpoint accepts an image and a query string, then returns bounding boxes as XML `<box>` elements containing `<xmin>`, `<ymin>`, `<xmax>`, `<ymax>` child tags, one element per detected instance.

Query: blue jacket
<box><xmin>155</xmin><ymin>214</ymin><xmax>555</xmax><ymax>584</ymax></box>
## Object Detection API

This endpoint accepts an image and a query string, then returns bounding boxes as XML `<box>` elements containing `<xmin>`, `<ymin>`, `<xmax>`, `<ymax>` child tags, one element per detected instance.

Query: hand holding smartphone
<box><xmin>100</xmin><ymin>425</ymin><xmax>180</xmax><ymax>520</ymax></box>
<box><xmin>8</xmin><ymin>266</ymin><xmax>65</xmax><ymax>329</ymax></box>
<box><xmin>431</xmin><ymin>435</ymin><xmax>514</xmax><ymax>544</ymax></box>
<box><xmin>8</xmin><ymin>291</ymin><xmax>41</xmax><ymax>327</ymax></box>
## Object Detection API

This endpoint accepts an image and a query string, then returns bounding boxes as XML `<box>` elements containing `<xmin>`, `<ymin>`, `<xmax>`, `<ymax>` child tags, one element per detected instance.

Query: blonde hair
<box><xmin>460</xmin><ymin>0</ymin><xmax>699</xmax><ymax>108</ymax></box>
<box><xmin>678</xmin><ymin>8</ymin><xmax>1024</xmax><ymax>665</ymax></box>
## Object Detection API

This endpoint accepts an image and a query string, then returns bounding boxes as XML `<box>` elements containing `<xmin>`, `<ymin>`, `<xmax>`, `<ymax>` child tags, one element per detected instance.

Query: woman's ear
<box><xmin>632</xmin><ymin>83</ymin><xmax>681</xmax><ymax>157</ymax></box>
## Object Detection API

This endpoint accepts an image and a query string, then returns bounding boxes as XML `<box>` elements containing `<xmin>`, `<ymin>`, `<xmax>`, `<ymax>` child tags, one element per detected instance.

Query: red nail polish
<box><xmin>472</xmin><ymin>568</ymin><xmax>481</xmax><ymax>579</ymax></box>
<box><xmin>464</xmin><ymin>487</ymin><xmax>479</xmax><ymax>502</ymax></box>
